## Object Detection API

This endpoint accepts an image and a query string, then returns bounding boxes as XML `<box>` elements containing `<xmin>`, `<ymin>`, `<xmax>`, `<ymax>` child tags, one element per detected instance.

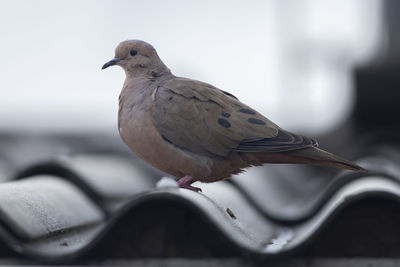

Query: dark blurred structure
<box><xmin>319</xmin><ymin>0</ymin><xmax>400</xmax><ymax>161</ymax></box>
<box><xmin>353</xmin><ymin>0</ymin><xmax>400</xmax><ymax>141</ymax></box>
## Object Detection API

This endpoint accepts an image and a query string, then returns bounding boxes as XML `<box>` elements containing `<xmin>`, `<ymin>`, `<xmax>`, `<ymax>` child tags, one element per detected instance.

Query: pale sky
<box><xmin>0</xmin><ymin>0</ymin><xmax>382</xmax><ymax>134</ymax></box>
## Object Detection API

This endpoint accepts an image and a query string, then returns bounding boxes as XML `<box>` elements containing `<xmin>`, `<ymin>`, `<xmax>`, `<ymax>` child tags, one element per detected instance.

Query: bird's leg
<box><xmin>177</xmin><ymin>175</ymin><xmax>202</xmax><ymax>192</ymax></box>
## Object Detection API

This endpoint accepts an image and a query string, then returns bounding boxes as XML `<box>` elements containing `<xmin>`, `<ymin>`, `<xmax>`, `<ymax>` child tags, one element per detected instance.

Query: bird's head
<box><xmin>102</xmin><ymin>40</ymin><xmax>170</xmax><ymax>77</ymax></box>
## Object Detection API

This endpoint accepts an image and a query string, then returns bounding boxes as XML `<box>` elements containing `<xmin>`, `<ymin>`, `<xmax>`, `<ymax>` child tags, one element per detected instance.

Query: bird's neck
<box><xmin>119</xmin><ymin>67</ymin><xmax>173</xmax><ymax>107</ymax></box>
<box><xmin>124</xmin><ymin>60</ymin><xmax>172</xmax><ymax>80</ymax></box>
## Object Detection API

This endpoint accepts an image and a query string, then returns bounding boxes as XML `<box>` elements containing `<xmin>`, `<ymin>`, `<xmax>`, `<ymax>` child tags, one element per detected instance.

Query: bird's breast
<box><xmin>118</xmin><ymin>96</ymin><xmax>213</xmax><ymax>179</ymax></box>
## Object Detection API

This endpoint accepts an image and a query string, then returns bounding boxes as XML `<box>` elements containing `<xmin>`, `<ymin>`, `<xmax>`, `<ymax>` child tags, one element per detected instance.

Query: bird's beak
<box><xmin>102</xmin><ymin>58</ymin><xmax>121</xmax><ymax>69</ymax></box>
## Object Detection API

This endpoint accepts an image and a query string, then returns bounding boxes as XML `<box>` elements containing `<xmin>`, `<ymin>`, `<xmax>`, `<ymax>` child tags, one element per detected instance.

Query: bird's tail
<box><xmin>259</xmin><ymin>147</ymin><xmax>366</xmax><ymax>172</ymax></box>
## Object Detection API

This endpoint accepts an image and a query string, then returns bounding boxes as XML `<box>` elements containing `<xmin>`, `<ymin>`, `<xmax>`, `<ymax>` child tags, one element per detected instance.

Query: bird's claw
<box><xmin>179</xmin><ymin>184</ymin><xmax>202</xmax><ymax>192</ymax></box>
<box><xmin>177</xmin><ymin>175</ymin><xmax>201</xmax><ymax>192</ymax></box>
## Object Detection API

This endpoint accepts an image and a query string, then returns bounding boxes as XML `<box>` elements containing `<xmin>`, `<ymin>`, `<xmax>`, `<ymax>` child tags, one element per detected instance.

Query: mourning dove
<box><xmin>102</xmin><ymin>40</ymin><xmax>365</xmax><ymax>192</ymax></box>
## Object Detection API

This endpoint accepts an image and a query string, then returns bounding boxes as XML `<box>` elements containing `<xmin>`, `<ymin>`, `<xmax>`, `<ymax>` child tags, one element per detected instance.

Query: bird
<box><xmin>102</xmin><ymin>40</ymin><xmax>365</xmax><ymax>192</ymax></box>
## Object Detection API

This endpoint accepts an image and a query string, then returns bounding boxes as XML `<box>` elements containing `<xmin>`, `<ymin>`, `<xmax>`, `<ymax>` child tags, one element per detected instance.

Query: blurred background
<box><xmin>0</xmin><ymin>0</ymin><xmax>384</xmax><ymax>136</ymax></box>
<box><xmin>2</xmin><ymin>1</ymin><xmax>400</xmax><ymax>264</ymax></box>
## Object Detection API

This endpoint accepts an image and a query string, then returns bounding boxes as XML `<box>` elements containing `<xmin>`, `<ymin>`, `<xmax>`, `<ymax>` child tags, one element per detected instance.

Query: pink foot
<box><xmin>177</xmin><ymin>175</ymin><xmax>202</xmax><ymax>192</ymax></box>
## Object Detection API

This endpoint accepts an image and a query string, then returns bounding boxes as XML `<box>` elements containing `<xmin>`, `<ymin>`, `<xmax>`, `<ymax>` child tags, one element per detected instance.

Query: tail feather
<box><xmin>258</xmin><ymin>147</ymin><xmax>366</xmax><ymax>172</ymax></box>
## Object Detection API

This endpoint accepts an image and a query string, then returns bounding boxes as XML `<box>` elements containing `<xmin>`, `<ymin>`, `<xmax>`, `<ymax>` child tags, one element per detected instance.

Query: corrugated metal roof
<box><xmin>0</xmin><ymin>133</ymin><xmax>399</xmax><ymax>264</ymax></box>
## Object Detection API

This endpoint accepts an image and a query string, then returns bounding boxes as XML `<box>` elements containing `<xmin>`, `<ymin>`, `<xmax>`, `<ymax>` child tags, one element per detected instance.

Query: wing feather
<box><xmin>152</xmin><ymin>77</ymin><xmax>317</xmax><ymax>157</ymax></box>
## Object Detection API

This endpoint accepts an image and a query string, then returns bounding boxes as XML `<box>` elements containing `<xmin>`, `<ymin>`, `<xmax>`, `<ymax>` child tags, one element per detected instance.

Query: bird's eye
<box><xmin>130</xmin><ymin>49</ymin><xmax>138</xmax><ymax>56</ymax></box>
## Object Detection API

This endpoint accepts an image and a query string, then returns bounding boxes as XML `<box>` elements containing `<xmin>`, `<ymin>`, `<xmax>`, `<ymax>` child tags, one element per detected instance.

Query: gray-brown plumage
<box><xmin>103</xmin><ymin>40</ymin><xmax>365</xmax><ymax>192</ymax></box>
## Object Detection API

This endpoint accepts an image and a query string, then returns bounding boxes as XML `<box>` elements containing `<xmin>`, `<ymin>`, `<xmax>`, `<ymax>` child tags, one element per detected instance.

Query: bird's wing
<box><xmin>152</xmin><ymin>77</ymin><xmax>317</xmax><ymax>157</ymax></box>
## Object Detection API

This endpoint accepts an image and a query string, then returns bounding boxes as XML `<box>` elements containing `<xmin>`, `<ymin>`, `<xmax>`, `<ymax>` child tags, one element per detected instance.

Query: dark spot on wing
<box><xmin>239</xmin><ymin>108</ymin><xmax>256</xmax><ymax>115</ymax></box>
<box><xmin>151</xmin><ymin>71</ymin><xmax>161</xmax><ymax>78</ymax></box>
<box><xmin>169</xmin><ymin>96</ymin><xmax>173</xmax><ymax>100</ymax></box>
<box><xmin>248</xmin><ymin>118</ymin><xmax>266</xmax><ymax>125</ymax></box>
<box><xmin>221</xmin><ymin>90</ymin><xmax>239</xmax><ymax>100</ymax></box>
<box><xmin>221</xmin><ymin>111</ymin><xmax>231</xmax><ymax>117</ymax></box>
<box><xmin>218</xmin><ymin>118</ymin><xmax>231</xmax><ymax>128</ymax></box>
